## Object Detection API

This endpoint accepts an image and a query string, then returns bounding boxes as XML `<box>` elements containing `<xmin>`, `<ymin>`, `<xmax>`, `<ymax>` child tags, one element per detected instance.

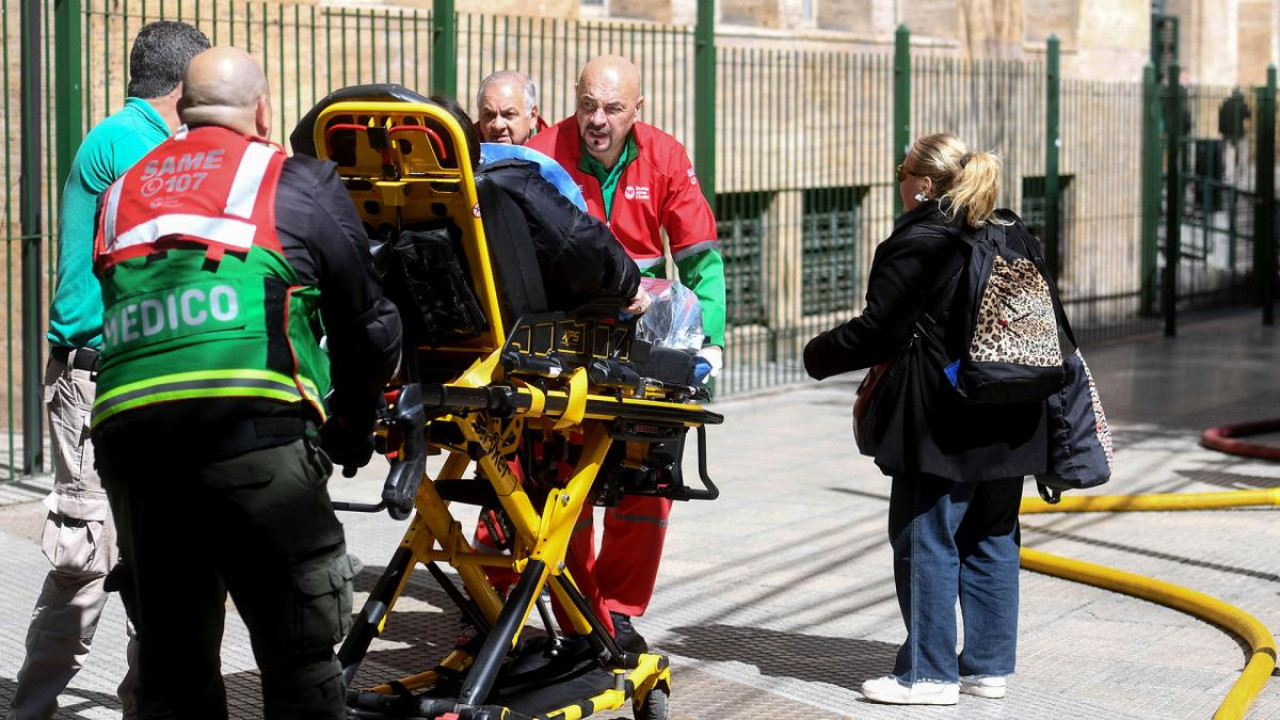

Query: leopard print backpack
<box><xmin>943</xmin><ymin>222</ymin><xmax>1067</xmax><ymax>404</ymax></box>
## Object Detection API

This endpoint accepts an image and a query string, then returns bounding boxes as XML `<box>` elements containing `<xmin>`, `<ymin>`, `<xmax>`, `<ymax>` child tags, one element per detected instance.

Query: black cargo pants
<box><xmin>98</xmin><ymin>435</ymin><xmax>357</xmax><ymax>720</ymax></box>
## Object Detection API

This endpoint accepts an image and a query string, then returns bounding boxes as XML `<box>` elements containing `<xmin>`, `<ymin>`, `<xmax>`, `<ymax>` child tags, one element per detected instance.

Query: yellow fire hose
<box><xmin>1018</xmin><ymin>490</ymin><xmax>1279</xmax><ymax>719</ymax></box>
<box><xmin>1021</xmin><ymin>488</ymin><xmax>1280</xmax><ymax>514</ymax></box>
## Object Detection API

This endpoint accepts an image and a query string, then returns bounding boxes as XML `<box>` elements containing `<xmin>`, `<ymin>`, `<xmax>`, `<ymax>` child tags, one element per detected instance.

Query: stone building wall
<box><xmin>1239</xmin><ymin>0</ymin><xmax>1278</xmax><ymax>86</ymax></box>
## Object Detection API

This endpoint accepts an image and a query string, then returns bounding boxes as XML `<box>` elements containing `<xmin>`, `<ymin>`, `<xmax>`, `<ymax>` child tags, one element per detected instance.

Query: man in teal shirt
<box><xmin>10</xmin><ymin>21</ymin><xmax>208</xmax><ymax>720</ymax></box>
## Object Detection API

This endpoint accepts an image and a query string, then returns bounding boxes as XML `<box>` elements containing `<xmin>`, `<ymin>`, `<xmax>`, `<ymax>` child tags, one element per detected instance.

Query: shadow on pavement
<box><xmin>1023</xmin><ymin>524</ymin><xmax>1280</xmax><ymax>583</ymax></box>
<box><xmin>0</xmin><ymin>676</ymin><xmax>127</xmax><ymax>719</ymax></box>
<box><xmin>348</xmin><ymin>563</ymin><xmax>476</xmax><ymax>687</ymax></box>
<box><xmin>661</xmin><ymin>623</ymin><xmax>898</xmax><ymax>691</ymax></box>
<box><xmin>1176</xmin><ymin>468</ymin><xmax>1280</xmax><ymax>489</ymax></box>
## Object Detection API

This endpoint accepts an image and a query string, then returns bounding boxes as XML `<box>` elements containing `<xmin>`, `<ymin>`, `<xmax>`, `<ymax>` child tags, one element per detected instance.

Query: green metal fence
<box><xmin>713</xmin><ymin>46</ymin><xmax>895</xmax><ymax>393</ymax></box>
<box><xmin>712</xmin><ymin>34</ymin><xmax>1173</xmax><ymax>395</ymax></box>
<box><xmin>1057</xmin><ymin>73</ymin><xmax>1155</xmax><ymax>341</ymax></box>
<box><xmin>1172</xmin><ymin>83</ymin><xmax>1262</xmax><ymax>309</ymax></box>
<box><xmin>79</xmin><ymin>1</ymin><xmax>698</xmax><ymax>164</ymax></box>
<box><xmin>3</xmin><ymin>1</ymin><xmax>54</xmax><ymax>477</ymax></box>
<box><xmin>5</xmin><ymin>2</ymin><xmax>1277</xmax><ymax>476</ymax></box>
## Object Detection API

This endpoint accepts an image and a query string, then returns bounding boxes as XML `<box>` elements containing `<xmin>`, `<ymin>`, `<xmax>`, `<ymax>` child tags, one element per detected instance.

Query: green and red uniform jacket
<box><xmin>91</xmin><ymin>126</ymin><xmax>330</xmax><ymax>429</ymax></box>
<box><xmin>528</xmin><ymin>118</ymin><xmax>726</xmax><ymax>347</ymax></box>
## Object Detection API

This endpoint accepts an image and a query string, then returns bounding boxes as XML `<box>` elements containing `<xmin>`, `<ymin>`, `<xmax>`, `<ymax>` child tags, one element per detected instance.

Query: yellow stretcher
<box><xmin>293</xmin><ymin>86</ymin><xmax>722</xmax><ymax>720</ymax></box>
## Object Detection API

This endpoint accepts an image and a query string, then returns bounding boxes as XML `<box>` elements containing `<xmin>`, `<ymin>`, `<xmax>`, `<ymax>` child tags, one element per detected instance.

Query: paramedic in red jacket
<box><xmin>527</xmin><ymin>54</ymin><xmax>725</xmax><ymax>654</ymax></box>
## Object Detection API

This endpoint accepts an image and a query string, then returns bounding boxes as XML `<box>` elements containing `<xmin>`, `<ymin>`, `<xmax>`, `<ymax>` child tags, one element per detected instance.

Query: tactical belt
<box><xmin>51</xmin><ymin>345</ymin><xmax>100</xmax><ymax>372</ymax></box>
<box><xmin>207</xmin><ymin>415</ymin><xmax>315</xmax><ymax>460</ymax></box>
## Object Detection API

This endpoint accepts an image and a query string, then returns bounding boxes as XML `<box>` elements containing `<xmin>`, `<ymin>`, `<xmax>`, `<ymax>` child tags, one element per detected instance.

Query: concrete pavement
<box><xmin>2</xmin><ymin>309</ymin><xmax>1278</xmax><ymax>719</ymax></box>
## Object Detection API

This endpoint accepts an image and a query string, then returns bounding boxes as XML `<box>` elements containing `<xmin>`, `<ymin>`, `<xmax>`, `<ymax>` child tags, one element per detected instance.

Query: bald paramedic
<box><xmin>91</xmin><ymin>47</ymin><xmax>401</xmax><ymax>719</ymax></box>
<box><xmin>527</xmin><ymin>54</ymin><xmax>725</xmax><ymax>654</ymax></box>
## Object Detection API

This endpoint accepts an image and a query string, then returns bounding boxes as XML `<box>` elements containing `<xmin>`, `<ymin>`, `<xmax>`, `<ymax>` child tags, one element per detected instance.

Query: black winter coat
<box><xmin>803</xmin><ymin>201</ymin><xmax>1047</xmax><ymax>482</ymax></box>
<box><xmin>476</xmin><ymin>160</ymin><xmax>640</xmax><ymax>310</ymax></box>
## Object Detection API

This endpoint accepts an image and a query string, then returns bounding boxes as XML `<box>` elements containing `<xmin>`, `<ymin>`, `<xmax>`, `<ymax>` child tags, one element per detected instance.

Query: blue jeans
<box><xmin>888</xmin><ymin>474</ymin><xmax>1022</xmax><ymax>684</ymax></box>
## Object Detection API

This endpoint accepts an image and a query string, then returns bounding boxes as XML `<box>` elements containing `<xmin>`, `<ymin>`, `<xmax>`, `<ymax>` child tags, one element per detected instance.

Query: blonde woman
<box><xmin>804</xmin><ymin>134</ymin><xmax>1049</xmax><ymax>705</ymax></box>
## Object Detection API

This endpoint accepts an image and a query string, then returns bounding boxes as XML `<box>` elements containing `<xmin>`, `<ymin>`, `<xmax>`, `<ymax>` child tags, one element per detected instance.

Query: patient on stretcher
<box><xmin>429</xmin><ymin>96</ymin><xmax>649</xmax><ymax>318</ymax></box>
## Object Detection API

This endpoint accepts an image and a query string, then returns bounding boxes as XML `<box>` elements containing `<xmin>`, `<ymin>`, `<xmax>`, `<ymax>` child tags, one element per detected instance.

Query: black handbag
<box><xmin>853</xmin><ymin>332</ymin><xmax>917</xmax><ymax>456</ymax></box>
<box><xmin>1034</xmin><ymin>272</ymin><xmax>1114</xmax><ymax>503</ymax></box>
<box><xmin>1036</xmin><ymin>343</ymin><xmax>1114</xmax><ymax>503</ymax></box>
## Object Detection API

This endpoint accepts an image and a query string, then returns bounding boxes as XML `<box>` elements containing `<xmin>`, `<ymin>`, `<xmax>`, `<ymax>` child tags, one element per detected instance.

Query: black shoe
<box><xmin>609</xmin><ymin>611</ymin><xmax>648</xmax><ymax>654</ymax></box>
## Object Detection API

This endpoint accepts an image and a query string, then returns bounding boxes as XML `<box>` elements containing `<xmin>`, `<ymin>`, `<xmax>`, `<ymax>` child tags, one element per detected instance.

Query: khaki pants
<box><xmin>8</xmin><ymin>352</ymin><xmax>137</xmax><ymax>720</ymax></box>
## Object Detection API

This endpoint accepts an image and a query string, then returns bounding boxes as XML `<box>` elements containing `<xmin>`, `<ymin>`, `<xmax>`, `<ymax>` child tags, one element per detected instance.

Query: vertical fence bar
<box><xmin>1045</xmin><ymin>35</ymin><xmax>1061</xmax><ymax>280</ymax></box>
<box><xmin>1140</xmin><ymin>62</ymin><xmax>1160</xmax><ymax>316</ymax></box>
<box><xmin>19</xmin><ymin>0</ymin><xmax>44</xmax><ymax>474</ymax></box>
<box><xmin>892</xmin><ymin>24</ymin><xmax>909</xmax><ymax>217</ymax></box>
<box><xmin>1164</xmin><ymin>63</ymin><xmax>1182</xmax><ymax>337</ymax></box>
<box><xmin>431</xmin><ymin>0</ymin><xmax>455</xmax><ymax>97</ymax></box>
<box><xmin>1258</xmin><ymin>65</ymin><xmax>1276</xmax><ymax>325</ymax></box>
<box><xmin>3</xmin><ymin>0</ymin><xmax>13</xmax><ymax>476</ymax></box>
<box><xmin>56</xmin><ymin>0</ymin><xmax>83</xmax><ymax>190</ymax></box>
<box><xmin>694</xmin><ymin>0</ymin><xmax>714</xmax><ymax>205</ymax></box>
<box><xmin>53</xmin><ymin>0</ymin><xmax>84</xmax><ymax>474</ymax></box>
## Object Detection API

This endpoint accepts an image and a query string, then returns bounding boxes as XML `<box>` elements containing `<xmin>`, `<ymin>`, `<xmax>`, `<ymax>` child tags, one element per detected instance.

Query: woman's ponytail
<box><xmin>941</xmin><ymin>151</ymin><xmax>1002</xmax><ymax>228</ymax></box>
<box><xmin>907</xmin><ymin>134</ymin><xmax>1005</xmax><ymax>228</ymax></box>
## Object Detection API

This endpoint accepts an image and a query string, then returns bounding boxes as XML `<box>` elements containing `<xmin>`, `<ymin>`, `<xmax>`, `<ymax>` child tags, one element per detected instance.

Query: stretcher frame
<box><xmin>307</xmin><ymin>97</ymin><xmax>722</xmax><ymax>720</ymax></box>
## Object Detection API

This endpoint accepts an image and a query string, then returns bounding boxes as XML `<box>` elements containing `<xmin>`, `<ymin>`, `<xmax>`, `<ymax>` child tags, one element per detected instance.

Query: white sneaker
<box><xmin>960</xmin><ymin>675</ymin><xmax>1007</xmax><ymax>699</ymax></box>
<box><xmin>860</xmin><ymin>675</ymin><xmax>959</xmax><ymax>705</ymax></box>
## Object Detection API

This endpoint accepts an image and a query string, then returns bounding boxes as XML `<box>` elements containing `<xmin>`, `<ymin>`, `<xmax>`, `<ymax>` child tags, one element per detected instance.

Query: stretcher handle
<box><xmin>672</xmin><ymin>425</ymin><xmax>720</xmax><ymax>501</ymax></box>
<box><xmin>588</xmin><ymin>358</ymin><xmax>642</xmax><ymax>393</ymax></box>
<box><xmin>331</xmin><ymin>384</ymin><xmax>430</xmax><ymax>518</ymax></box>
<box><xmin>418</xmin><ymin>383</ymin><xmax>527</xmax><ymax>415</ymax></box>
<box><xmin>380</xmin><ymin>383</ymin><xmax>430</xmax><ymax>521</ymax></box>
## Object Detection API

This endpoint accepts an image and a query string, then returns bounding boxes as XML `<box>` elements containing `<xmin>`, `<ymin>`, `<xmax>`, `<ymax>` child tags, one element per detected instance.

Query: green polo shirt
<box><xmin>579</xmin><ymin>134</ymin><xmax>638</xmax><ymax>222</ymax></box>
<box><xmin>48</xmin><ymin>97</ymin><xmax>171</xmax><ymax>350</ymax></box>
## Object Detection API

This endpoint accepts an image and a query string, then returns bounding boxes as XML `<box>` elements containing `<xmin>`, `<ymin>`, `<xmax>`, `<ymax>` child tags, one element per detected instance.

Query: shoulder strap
<box><xmin>917</xmin><ymin>223</ymin><xmax>976</xmax><ymax>331</ymax></box>
<box><xmin>1010</xmin><ymin>220</ymin><xmax>1079</xmax><ymax>350</ymax></box>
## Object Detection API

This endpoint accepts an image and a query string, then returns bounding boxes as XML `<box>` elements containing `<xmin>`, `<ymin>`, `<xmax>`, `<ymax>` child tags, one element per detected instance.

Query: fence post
<box><xmin>694</xmin><ymin>0</ymin><xmax>715</xmax><ymax>205</ymax></box>
<box><xmin>55</xmin><ymin>0</ymin><xmax>82</xmax><ymax>191</ymax></box>
<box><xmin>1257</xmin><ymin>65</ymin><xmax>1276</xmax><ymax>326</ymax></box>
<box><xmin>431</xmin><ymin>0</ymin><xmax>456</xmax><ymax>98</ymax></box>
<box><xmin>1045</xmin><ymin>35</ymin><xmax>1061</xmax><ymax>281</ymax></box>
<box><xmin>1140</xmin><ymin>62</ymin><xmax>1160</xmax><ymax>316</ymax></box>
<box><xmin>1163</xmin><ymin>63</ymin><xmax>1182</xmax><ymax>337</ymax></box>
<box><xmin>892</xmin><ymin>24</ymin><xmax>910</xmax><ymax>218</ymax></box>
<box><xmin>19</xmin><ymin>0</ymin><xmax>44</xmax><ymax>475</ymax></box>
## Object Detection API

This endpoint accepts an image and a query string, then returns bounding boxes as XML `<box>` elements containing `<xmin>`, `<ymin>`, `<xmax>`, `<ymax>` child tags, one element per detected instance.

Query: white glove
<box><xmin>697</xmin><ymin>345</ymin><xmax>723</xmax><ymax>382</ymax></box>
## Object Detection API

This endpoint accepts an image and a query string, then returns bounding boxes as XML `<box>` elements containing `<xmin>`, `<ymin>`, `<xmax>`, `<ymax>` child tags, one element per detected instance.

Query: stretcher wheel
<box><xmin>634</xmin><ymin>686</ymin><xmax>670</xmax><ymax>720</ymax></box>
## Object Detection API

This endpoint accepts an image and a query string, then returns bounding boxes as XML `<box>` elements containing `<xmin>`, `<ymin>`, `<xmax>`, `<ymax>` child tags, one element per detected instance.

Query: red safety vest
<box><xmin>96</xmin><ymin>125</ymin><xmax>286</xmax><ymax>269</ymax></box>
<box><xmin>89</xmin><ymin>125</ymin><xmax>331</xmax><ymax>429</ymax></box>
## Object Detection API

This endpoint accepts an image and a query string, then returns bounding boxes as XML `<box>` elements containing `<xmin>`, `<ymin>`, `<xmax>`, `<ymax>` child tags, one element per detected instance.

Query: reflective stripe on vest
<box><xmin>97</xmin><ymin>126</ymin><xmax>285</xmax><ymax>268</ymax></box>
<box><xmin>224</xmin><ymin>142</ymin><xmax>277</xmax><ymax>218</ymax></box>
<box><xmin>110</xmin><ymin>214</ymin><xmax>257</xmax><ymax>255</ymax></box>
<box><xmin>94</xmin><ymin>369</ymin><xmax>324</xmax><ymax>427</ymax></box>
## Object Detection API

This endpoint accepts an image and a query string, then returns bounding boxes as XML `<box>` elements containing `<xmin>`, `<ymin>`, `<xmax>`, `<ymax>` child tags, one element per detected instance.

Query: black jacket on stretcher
<box><xmin>475</xmin><ymin>158</ymin><xmax>641</xmax><ymax>310</ymax></box>
<box><xmin>803</xmin><ymin>201</ymin><xmax>1047</xmax><ymax>483</ymax></box>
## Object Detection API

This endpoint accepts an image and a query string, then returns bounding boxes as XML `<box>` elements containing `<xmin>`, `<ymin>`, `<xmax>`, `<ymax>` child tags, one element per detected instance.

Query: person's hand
<box><xmin>696</xmin><ymin>345</ymin><xmax>723</xmax><ymax>383</ymax></box>
<box><xmin>319</xmin><ymin>416</ymin><xmax>375</xmax><ymax>477</ymax></box>
<box><xmin>623</xmin><ymin>285</ymin><xmax>652</xmax><ymax>316</ymax></box>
